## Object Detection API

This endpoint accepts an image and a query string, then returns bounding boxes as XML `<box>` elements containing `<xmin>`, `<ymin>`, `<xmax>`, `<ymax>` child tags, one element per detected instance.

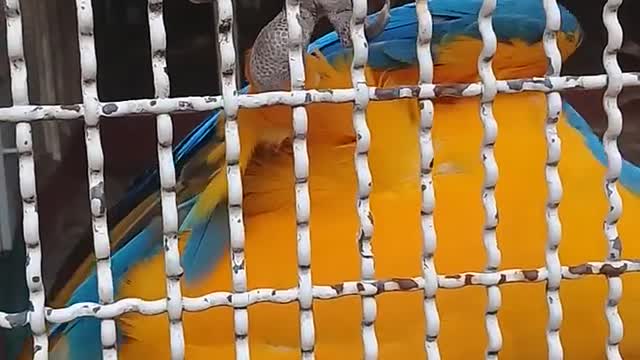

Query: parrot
<box><xmin>19</xmin><ymin>0</ymin><xmax>640</xmax><ymax>359</ymax></box>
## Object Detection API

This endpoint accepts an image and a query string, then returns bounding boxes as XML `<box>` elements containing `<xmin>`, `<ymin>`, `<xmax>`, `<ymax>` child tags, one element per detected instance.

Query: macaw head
<box><xmin>308</xmin><ymin>0</ymin><xmax>584</xmax><ymax>83</ymax></box>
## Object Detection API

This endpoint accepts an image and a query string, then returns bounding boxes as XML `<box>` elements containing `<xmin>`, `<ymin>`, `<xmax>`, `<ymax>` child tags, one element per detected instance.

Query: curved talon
<box><xmin>248</xmin><ymin>0</ymin><xmax>393</xmax><ymax>92</ymax></box>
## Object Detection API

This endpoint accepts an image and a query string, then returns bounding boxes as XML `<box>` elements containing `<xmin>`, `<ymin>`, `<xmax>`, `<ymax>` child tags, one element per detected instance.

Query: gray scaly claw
<box><xmin>249</xmin><ymin>0</ymin><xmax>391</xmax><ymax>92</ymax></box>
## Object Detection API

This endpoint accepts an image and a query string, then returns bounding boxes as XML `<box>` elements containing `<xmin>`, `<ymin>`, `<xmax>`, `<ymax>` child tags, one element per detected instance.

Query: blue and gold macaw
<box><xmin>20</xmin><ymin>0</ymin><xmax>640</xmax><ymax>359</ymax></box>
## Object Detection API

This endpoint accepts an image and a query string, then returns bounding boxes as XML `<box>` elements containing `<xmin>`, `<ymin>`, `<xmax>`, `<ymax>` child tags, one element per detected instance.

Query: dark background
<box><xmin>0</xmin><ymin>1</ymin><xmax>639</xmax><ymax>358</ymax></box>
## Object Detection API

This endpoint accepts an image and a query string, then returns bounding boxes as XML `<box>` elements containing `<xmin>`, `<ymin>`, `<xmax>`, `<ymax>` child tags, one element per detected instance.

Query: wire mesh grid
<box><xmin>0</xmin><ymin>0</ymin><xmax>639</xmax><ymax>359</ymax></box>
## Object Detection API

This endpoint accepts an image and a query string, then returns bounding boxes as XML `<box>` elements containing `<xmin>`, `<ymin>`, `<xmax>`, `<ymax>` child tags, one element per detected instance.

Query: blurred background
<box><xmin>0</xmin><ymin>0</ymin><xmax>639</xmax><ymax>358</ymax></box>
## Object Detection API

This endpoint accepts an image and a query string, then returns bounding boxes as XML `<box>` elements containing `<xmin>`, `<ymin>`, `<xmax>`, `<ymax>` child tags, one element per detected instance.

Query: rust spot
<box><xmin>61</xmin><ymin>104</ymin><xmax>82</xmax><ymax>112</ymax></box>
<box><xmin>498</xmin><ymin>274</ymin><xmax>507</xmax><ymax>284</ymax></box>
<box><xmin>5</xmin><ymin>6</ymin><xmax>19</xmax><ymax>18</ymax></box>
<box><xmin>376</xmin><ymin>281</ymin><xmax>385</xmax><ymax>294</ymax></box>
<box><xmin>434</xmin><ymin>83</ymin><xmax>470</xmax><ymax>98</ymax></box>
<box><xmin>92</xmin><ymin>306</ymin><xmax>101</xmax><ymax>313</ymax></box>
<box><xmin>373</xmin><ymin>86</ymin><xmax>419</xmax><ymax>100</ymax></box>
<box><xmin>464</xmin><ymin>274</ymin><xmax>473</xmax><ymax>285</ymax></box>
<box><xmin>522</xmin><ymin>270</ymin><xmax>539</xmax><ymax>281</ymax></box>
<box><xmin>444</xmin><ymin>274</ymin><xmax>461</xmax><ymax>279</ymax></box>
<box><xmin>218</xmin><ymin>18</ymin><xmax>232</xmax><ymax>34</ymax></box>
<box><xmin>506</xmin><ymin>79</ymin><xmax>524</xmax><ymax>91</ymax></box>
<box><xmin>153</xmin><ymin>49</ymin><xmax>167</xmax><ymax>59</ymax></box>
<box><xmin>317</xmin><ymin>88</ymin><xmax>334</xmax><ymax>94</ymax></box>
<box><xmin>102</xmin><ymin>103</ymin><xmax>118</xmax><ymax>115</ymax></box>
<box><xmin>356</xmin><ymin>282</ymin><xmax>365</xmax><ymax>292</ymax></box>
<box><xmin>5</xmin><ymin>311</ymin><xmax>28</xmax><ymax>327</ymax></box>
<box><xmin>393</xmin><ymin>278</ymin><xmax>418</xmax><ymax>290</ymax></box>
<box><xmin>546</xmin><ymin>56</ymin><xmax>554</xmax><ymax>76</ymax></box>
<box><xmin>178</xmin><ymin>101</ymin><xmax>194</xmax><ymax>111</ymax></box>
<box><xmin>612</xmin><ymin>237</ymin><xmax>622</xmax><ymax>254</ymax></box>
<box><xmin>90</xmin><ymin>182</ymin><xmax>105</xmax><ymax>214</ymax></box>
<box><xmin>564</xmin><ymin>75</ymin><xmax>585</xmax><ymax>89</ymax></box>
<box><xmin>305</xmin><ymin>93</ymin><xmax>312</xmax><ymax>103</ymax></box>
<box><xmin>331</xmin><ymin>283</ymin><xmax>344</xmax><ymax>294</ymax></box>
<box><xmin>149</xmin><ymin>2</ymin><xmax>162</xmax><ymax>13</ymax></box>
<box><xmin>357</xmin><ymin>230</ymin><xmax>366</xmax><ymax>250</ymax></box>
<box><xmin>600</xmin><ymin>263</ymin><xmax>627</xmax><ymax>277</ymax></box>
<box><xmin>568</xmin><ymin>264</ymin><xmax>592</xmax><ymax>275</ymax></box>
<box><xmin>232</xmin><ymin>259</ymin><xmax>245</xmax><ymax>274</ymax></box>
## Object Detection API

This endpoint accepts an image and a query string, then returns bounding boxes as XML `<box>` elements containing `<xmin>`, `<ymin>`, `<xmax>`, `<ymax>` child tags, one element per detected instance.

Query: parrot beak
<box><xmin>365</xmin><ymin>0</ymin><xmax>391</xmax><ymax>40</ymax></box>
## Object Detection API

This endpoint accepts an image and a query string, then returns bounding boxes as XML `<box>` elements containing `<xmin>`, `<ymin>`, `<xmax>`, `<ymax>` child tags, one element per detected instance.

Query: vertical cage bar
<box><xmin>541</xmin><ymin>1</ymin><xmax>565</xmax><ymax>359</ymax></box>
<box><xmin>601</xmin><ymin>1</ymin><xmax>625</xmax><ymax>358</ymax></box>
<box><xmin>415</xmin><ymin>0</ymin><xmax>440</xmax><ymax>359</ymax></box>
<box><xmin>5</xmin><ymin>0</ymin><xmax>48</xmax><ymax>358</ymax></box>
<box><xmin>147</xmin><ymin>1</ymin><xmax>186</xmax><ymax>359</ymax></box>
<box><xmin>213</xmin><ymin>0</ymin><xmax>250</xmax><ymax>359</ymax></box>
<box><xmin>283</xmin><ymin>0</ymin><xmax>316</xmax><ymax>358</ymax></box>
<box><xmin>350</xmin><ymin>0</ymin><xmax>378</xmax><ymax>358</ymax></box>
<box><xmin>476</xmin><ymin>0</ymin><xmax>502</xmax><ymax>358</ymax></box>
<box><xmin>74</xmin><ymin>0</ymin><xmax>118</xmax><ymax>358</ymax></box>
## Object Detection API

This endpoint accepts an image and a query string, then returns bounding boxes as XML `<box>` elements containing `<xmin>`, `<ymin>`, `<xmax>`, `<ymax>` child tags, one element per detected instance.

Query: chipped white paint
<box><xmin>476</xmin><ymin>1</ymin><xmax>503</xmax><ymax>358</ymax></box>
<box><xmin>0</xmin><ymin>75</ymin><xmax>639</xmax><ymax>122</ymax></box>
<box><xmin>541</xmin><ymin>0</ymin><xmax>565</xmax><ymax>359</ymax></box>
<box><xmin>284</xmin><ymin>0</ymin><xmax>317</xmax><ymax>359</ymax></box>
<box><xmin>75</xmin><ymin>0</ymin><xmax>119</xmax><ymax>358</ymax></box>
<box><xmin>147</xmin><ymin>1</ymin><xmax>186</xmax><ymax>359</ymax></box>
<box><xmin>415</xmin><ymin>0</ymin><xmax>441</xmax><ymax>358</ymax></box>
<box><xmin>214</xmin><ymin>0</ymin><xmax>251</xmax><ymax>359</ymax></box>
<box><xmin>601</xmin><ymin>1</ymin><xmax>625</xmax><ymax>359</ymax></box>
<box><xmin>5</xmin><ymin>1</ymin><xmax>48</xmax><ymax>358</ymax></box>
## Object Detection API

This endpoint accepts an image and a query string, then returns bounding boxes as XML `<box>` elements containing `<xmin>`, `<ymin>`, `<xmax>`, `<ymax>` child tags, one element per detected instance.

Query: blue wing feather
<box><xmin>181</xmin><ymin>201</ymin><xmax>230</xmax><ymax>283</ymax></box>
<box><xmin>50</xmin><ymin>197</ymin><xmax>198</xmax><ymax>355</ymax></box>
<box><xmin>311</xmin><ymin>1</ymin><xmax>580</xmax><ymax>69</ymax></box>
<box><xmin>562</xmin><ymin>101</ymin><xmax>640</xmax><ymax>195</ymax></box>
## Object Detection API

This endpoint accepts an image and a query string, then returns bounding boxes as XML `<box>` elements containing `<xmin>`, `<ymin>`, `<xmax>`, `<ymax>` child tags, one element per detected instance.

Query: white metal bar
<box><xmin>74</xmin><ymin>0</ymin><xmax>118</xmax><ymax>358</ymax></box>
<box><xmin>541</xmin><ymin>1</ymin><xmax>565</xmax><ymax>358</ymax></box>
<box><xmin>283</xmin><ymin>0</ymin><xmax>316</xmax><ymax>358</ymax></box>
<box><xmin>214</xmin><ymin>0</ymin><xmax>250</xmax><ymax>359</ymax></box>
<box><xmin>476</xmin><ymin>1</ymin><xmax>502</xmax><ymax>358</ymax></box>
<box><xmin>601</xmin><ymin>1</ymin><xmax>625</xmax><ymax>359</ymax></box>
<box><xmin>350</xmin><ymin>0</ymin><xmax>378</xmax><ymax>358</ymax></box>
<box><xmin>147</xmin><ymin>1</ymin><xmax>186</xmax><ymax>359</ymax></box>
<box><xmin>1</xmin><ymin>259</ymin><xmax>637</xmax><ymax>332</ymax></box>
<box><xmin>1</xmin><ymin>74</ymin><xmax>640</xmax><ymax>122</ymax></box>
<box><xmin>5</xmin><ymin>0</ymin><xmax>48</xmax><ymax>358</ymax></box>
<box><xmin>415</xmin><ymin>0</ymin><xmax>440</xmax><ymax>359</ymax></box>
